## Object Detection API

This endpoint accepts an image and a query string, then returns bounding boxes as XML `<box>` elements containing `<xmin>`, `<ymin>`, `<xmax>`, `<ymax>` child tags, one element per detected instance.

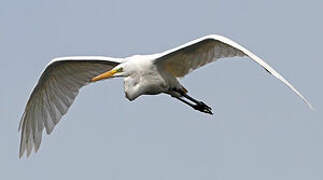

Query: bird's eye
<box><xmin>117</xmin><ymin>67</ymin><xmax>123</xmax><ymax>72</ymax></box>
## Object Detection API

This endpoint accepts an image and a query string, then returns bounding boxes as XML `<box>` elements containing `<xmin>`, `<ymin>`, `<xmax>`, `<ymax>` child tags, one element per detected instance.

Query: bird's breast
<box><xmin>123</xmin><ymin>70</ymin><xmax>168</xmax><ymax>101</ymax></box>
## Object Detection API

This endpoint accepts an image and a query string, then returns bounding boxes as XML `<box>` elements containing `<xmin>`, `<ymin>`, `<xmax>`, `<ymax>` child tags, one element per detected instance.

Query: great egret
<box><xmin>19</xmin><ymin>34</ymin><xmax>312</xmax><ymax>158</ymax></box>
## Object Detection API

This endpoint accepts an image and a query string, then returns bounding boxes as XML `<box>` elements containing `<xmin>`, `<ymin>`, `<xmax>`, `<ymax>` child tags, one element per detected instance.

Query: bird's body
<box><xmin>118</xmin><ymin>54</ymin><xmax>183</xmax><ymax>100</ymax></box>
<box><xmin>123</xmin><ymin>55</ymin><xmax>168</xmax><ymax>100</ymax></box>
<box><xmin>18</xmin><ymin>34</ymin><xmax>313</xmax><ymax>158</ymax></box>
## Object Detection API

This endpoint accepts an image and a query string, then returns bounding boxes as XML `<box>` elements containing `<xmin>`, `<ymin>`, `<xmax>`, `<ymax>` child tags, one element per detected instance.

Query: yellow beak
<box><xmin>91</xmin><ymin>69</ymin><xmax>118</xmax><ymax>82</ymax></box>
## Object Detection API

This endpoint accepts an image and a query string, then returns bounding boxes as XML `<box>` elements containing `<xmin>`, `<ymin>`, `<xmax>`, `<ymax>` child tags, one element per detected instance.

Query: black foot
<box><xmin>193</xmin><ymin>101</ymin><xmax>213</xmax><ymax>115</ymax></box>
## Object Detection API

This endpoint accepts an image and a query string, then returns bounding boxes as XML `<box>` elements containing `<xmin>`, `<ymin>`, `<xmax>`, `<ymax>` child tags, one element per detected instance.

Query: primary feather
<box><xmin>154</xmin><ymin>35</ymin><xmax>313</xmax><ymax>109</ymax></box>
<box><xmin>19</xmin><ymin>57</ymin><xmax>121</xmax><ymax>157</ymax></box>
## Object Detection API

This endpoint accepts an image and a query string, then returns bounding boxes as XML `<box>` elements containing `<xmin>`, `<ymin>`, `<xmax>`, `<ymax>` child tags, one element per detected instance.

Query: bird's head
<box><xmin>90</xmin><ymin>64</ymin><xmax>130</xmax><ymax>82</ymax></box>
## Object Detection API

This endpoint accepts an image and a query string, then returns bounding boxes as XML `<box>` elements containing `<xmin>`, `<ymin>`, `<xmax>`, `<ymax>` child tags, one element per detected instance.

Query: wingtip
<box><xmin>19</xmin><ymin>149</ymin><xmax>24</xmax><ymax>159</ymax></box>
<box><xmin>300</xmin><ymin>95</ymin><xmax>314</xmax><ymax>111</ymax></box>
<box><xmin>19</xmin><ymin>149</ymin><xmax>33</xmax><ymax>159</ymax></box>
<box><xmin>307</xmin><ymin>102</ymin><xmax>315</xmax><ymax>111</ymax></box>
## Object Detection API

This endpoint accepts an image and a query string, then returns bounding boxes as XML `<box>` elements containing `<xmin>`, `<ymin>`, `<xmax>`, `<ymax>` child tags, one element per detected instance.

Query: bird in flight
<box><xmin>18</xmin><ymin>34</ymin><xmax>312</xmax><ymax>158</ymax></box>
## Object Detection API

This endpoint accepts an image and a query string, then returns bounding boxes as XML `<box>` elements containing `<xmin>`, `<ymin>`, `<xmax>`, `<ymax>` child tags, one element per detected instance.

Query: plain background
<box><xmin>1</xmin><ymin>0</ymin><xmax>322</xmax><ymax>179</ymax></box>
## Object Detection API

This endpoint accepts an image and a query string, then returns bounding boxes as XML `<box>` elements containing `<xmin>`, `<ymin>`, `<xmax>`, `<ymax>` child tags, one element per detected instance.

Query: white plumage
<box><xmin>19</xmin><ymin>34</ymin><xmax>312</xmax><ymax>158</ymax></box>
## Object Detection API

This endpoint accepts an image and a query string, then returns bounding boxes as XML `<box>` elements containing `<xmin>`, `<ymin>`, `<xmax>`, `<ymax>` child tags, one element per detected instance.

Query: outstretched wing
<box><xmin>19</xmin><ymin>56</ymin><xmax>122</xmax><ymax>158</ymax></box>
<box><xmin>154</xmin><ymin>34</ymin><xmax>313</xmax><ymax>109</ymax></box>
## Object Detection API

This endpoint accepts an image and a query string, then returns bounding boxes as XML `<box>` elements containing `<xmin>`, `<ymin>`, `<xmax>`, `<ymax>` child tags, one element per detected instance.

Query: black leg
<box><xmin>182</xmin><ymin>93</ymin><xmax>210</xmax><ymax>108</ymax></box>
<box><xmin>174</xmin><ymin>96</ymin><xmax>195</xmax><ymax>107</ymax></box>
<box><xmin>192</xmin><ymin>100</ymin><xmax>213</xmax><ymax>115</ymax></box>
<box><xmin>172</xmin><ymin>90</ymin><xmax>213</xmax><ymax>115</ymax></box>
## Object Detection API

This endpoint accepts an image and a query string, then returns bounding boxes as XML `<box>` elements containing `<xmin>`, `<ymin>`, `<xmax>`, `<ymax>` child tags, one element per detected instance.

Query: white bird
<box><xmin>18</xmin><ymin>34</ymin><xmax>313</xmax><ymax>158</ymax></box>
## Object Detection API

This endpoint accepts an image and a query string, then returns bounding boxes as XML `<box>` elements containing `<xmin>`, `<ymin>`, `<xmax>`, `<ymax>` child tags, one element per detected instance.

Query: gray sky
<box><xmin>1</xmin><ymin>0</ymin><xmax>322</xmax><ymax>179</ymax></box>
